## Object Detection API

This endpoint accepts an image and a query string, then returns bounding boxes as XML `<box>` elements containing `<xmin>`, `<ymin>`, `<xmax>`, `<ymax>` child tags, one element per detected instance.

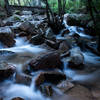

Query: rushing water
<box><xmin>0</xmin><ymin>14</ymin><xmax>100</xmax><ymax>100</ymax></box>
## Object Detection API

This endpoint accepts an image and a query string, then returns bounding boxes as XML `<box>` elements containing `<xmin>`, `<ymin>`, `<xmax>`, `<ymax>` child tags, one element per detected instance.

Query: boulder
<box><xmin>0</xmin><ymin>61</ymin><xmax>15</xmax><ymax>81</ymax></box>
<box><xmin>15</xmin><ymin>73</ymin><xmax>32</xmax><ymax>85</ymax></box>
<box><xmin>19</xmin><ymin>21</ymin><xmax>36</xmax><ymax>35</ymax></box>
<box><xmin>35</xmin><ymin>71</ymin><xmax>66</xmax><ymax>87</ymax></box>
<box><xmin>57</xmin><ymin>81</ymin><xmax>74</xmax><ymax>93</ymax></box>
<box><xmin>0</xmin><ymin>27</ymin><xmax>15</xmax><ymax>47</ymax></box>
<box><xmin>45</xmin><ymin>39</ymin><xmax>59</xmax><ymax>50</ymax></box>
<box><xmin>66</xmin><ymin>14</ymin><xmax>90</xmax><ymax>27</ymax></box>
<box><xmin>30</xmin><ymin>34</ymin><xmax>45</xmax><ymax>45</ymax></box>
<box><xmin>28</xmin><ymin>52</ymin><xmax>63</xmax><ymax>71</ymax></box>
<box><xmin>59</xmin><ymin>41</ymin><xmax>70</xmax><ymax>54</ymax></box>
<box><xmin>61</xmin><ymin>29</ymin><xmax>70</xmax><ymax>36</ymax></box>
<box><xmin>66</xmin><ymin>85</ymin><xmax>93</xmax><ymax>100</ymax></box>
<box><xmin>12</xmin><ymin>97</ymin><xmax>24</xmax><ymax>100</ymax></box>
<box><xmin>68</xmin><ymin>48</ymin><xmax>84</xmax><ymax>69</ymax></box>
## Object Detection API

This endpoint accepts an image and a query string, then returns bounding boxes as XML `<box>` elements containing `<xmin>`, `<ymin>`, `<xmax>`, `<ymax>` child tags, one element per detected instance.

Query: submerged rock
<box><xmin>15</xmin><ymin>73</ymin><xmax>32</xmax><ymax>85</ymax></box>
<box><xmin>0</xmin><ymin>62</ymin><xmax>16</xmax><ymax>81</ymax></box>
<box><xmin>28</xmin><ymin>52</ymin><xmax>63</xmax><ymax>71</ymax></box>
<box><xmin>35</xmin><ymin>71</ymin><xmax>66</xmax><ymax>87</ymax></box>
<box><xmin>12</xmin><ymin>97</ymin><xmax>24</xmax><ymax>100</ymax></box>
<box><xmin>68</xmin><ymin>48</ymin><xmax>84</xmax><ymax>69</ymax></box>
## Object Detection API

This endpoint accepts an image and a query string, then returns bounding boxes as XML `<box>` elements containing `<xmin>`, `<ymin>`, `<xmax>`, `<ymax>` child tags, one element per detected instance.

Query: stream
<box><xmin>0</xmin><ymin>12</ymin><xmax>100</xmax><ymax>100</ymax></box>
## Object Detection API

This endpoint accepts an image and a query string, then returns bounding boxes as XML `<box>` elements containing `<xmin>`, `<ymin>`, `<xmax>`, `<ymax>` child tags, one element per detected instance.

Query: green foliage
<box><xmin>48</xmin><ymin>0</ymin><xmax>85</xmax><ymax>13</ymax></box>
<box><xmin>1</xmin><ymin>0</ymin><xmax>100</xmax><ymax>14</ymax></box>
<box><xmin>0</xmin><ymin>0</ymin><xmax>5</xmax><ymax>7</ymax></box>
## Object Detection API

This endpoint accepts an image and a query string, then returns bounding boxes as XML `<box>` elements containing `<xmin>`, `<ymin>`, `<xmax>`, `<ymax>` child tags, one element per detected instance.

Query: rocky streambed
<box><xmin>0</xmin><ymin>10</ymin><xmax>100</xmax><ymax>100</ymax></box>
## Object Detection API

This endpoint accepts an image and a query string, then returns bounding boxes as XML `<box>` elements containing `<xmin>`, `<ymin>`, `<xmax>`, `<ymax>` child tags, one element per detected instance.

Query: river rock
<box><xmin>66</xmin><ymin>85</ymin><xmax>93</xmax><ymax>100</ymax></box>
<box><xmin>57</xmin><ymin>81</ymin><xmax>74</xmax><ymax>93</ymax></box>
<box><xmin>12</xmin><ymin>97</ymin><xmax>24</xmax><ymax>100</ymax></box>
<box><xmin>61</xmin><ymin>29</ymin><xmax>70</xmax><ymax>36</ymax></box>
<box><xmin>40</xmin><ymin>85</ymin><xmax>53</xmax><ymax>97</ymax></box>
<box><xmin>45</xmin><ymin>39</ymin><xmax>59</xmax><ymax>50</ymax></box>
<box><xmin>68</xmin><ymin>48</ymin><xmax>84</xmax><ymax>69</ymax></box>
<box><xmin>0</xmin><ymin>62</ymin><xmax>16</xmax><ymax>81</ymax></box>
<box><xmin>90</xmin><ymin>85</ymin><xmax>100</xmax><ymax>100</ymax></box>
<box><xmin>28</xmin><ymin>52</ymin><xmax>63</xmax><ymax>71</ymax></box>
<box><xmin>19</xmin><ymin>21</ymin><xmax>36</xmax><ymax>35</ymax></box>
<box><xmin>0</xmin><ymin>27</ymin><xmax>15</xmax><ymax>47</ymax></box>
<box><xmin>59</xmin><ymin>41</ymin><xmax>70</xmax><ymax>54</ymax></box>
<box><xmin>35</xmin><ymin>71</ymin><xmax>66</xmax><ymax>87</ymax></box>
<box><xmin>45</xmin><ymin>28</ymin><xmax>55</xmax><ymax>39</ymax></box>
<box><xmin>15</xmin><ymin>73</ymin><xmax>32</xmax><ymax>85</ymax></box>
<box><xmin>30</xmin><ymin>34</ymin><xmax>45</xmax><ymax>45</ymax></box>
<box><xmin>66</xmin><ymin>14</ymin><xmax>89</xmax><ymax>27</ymax></box>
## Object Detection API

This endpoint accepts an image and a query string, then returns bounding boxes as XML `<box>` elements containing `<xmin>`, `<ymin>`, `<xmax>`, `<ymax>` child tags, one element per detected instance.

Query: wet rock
<box><xmin>66</xmin><ymin>85</ymin><xmax>93</xmax><ymax>100</ymax></box>
<box><xmin>4</xmin><ymin>15</ymin><xmax>22</xmax><ymax>23</ymax></box>
<box><xmin>68</xmin><ymin>48</ymin><xmax>84</xmax><ymax>69</ymax></box>
<box><xmin>12</xmin><ymin>97</ymin><xmax>24</xmax><ymax>100</ymax></box>
<box><xmin>0</xmin><ymin>50</ymin><xmax>16</xmax><ymax>60</ymax></box>
<box><xmin>18</xmin><ymin>31</ymin><xmax>28</xmax><ymax>37</ymax></box>
<box><xmin>59</xmin><ymin>41</ymin><xmax>70</xmax><ymax>54</ymax></box>
<box><xmin>0</xmin><ymin>27</ymin><xmax>15</xmax><ymax>47</ymax></box>
<box><xmin>28</xmin><ymin>52</ymin><xmax>63</xmax><ymax>71</ymax></box>
<box><xmin>15</xmin><ymin>73</ymin><xmax>32</xmax><ymax>85</ymax></box>
<box><xmin>0</xmin><ymin>62</ymin><xmax>16</xmax><ymax>81</ymax></box>
<box><xmin>66</xmin><ymin>14</ymin><xmax>89</xmax><ymax>27</ymax></box>
<box><xmin>57</xmin><ymin>81</ymin><xmax>74</xmax><ymax>93</ymax></box>
<box><xmin>61</xmin><ymin>29</ymin><xmax>70</xmax><ymax>36</ymax></box>
<box><xmin>35</xmin><ymin>71</ymin><xmax>66</xmax><ymax>87</ymax></box>
<box><xmin>45</xmin><ymin>28</ymin><xmax>55</xmax><ymax>39</ymax></box>
<box><xmin>91</xmin><ymin>86</ymin><xmax>100</xmax><ymax>100</ymax></box>
<box><xmin>40</xmin><ymin>85</ymin><xmax>53</xmax><ymax>97</ymax></box>
<box><xmin>30</xmin><ymin>34</ymin><xmax>45</xmax><ymax>45</ymax></box>
<box><xmin>19</xmin><ymin>21</ymin><xmax>36</xmax><ymax>35</ymax></box>
<box><xmin>0</xmin><ymin>27</ymin><xmax>12</xmax><ymax>34</ymax></box>
<box><xmin>19</xmin><ymin>21</ymin><xmax>31</xmax><ymax>31</ymax></box>
<box><xmin>45</xmin><ymin>40</ymin><xmax>60</xmax><ymax>50</ymax></box>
